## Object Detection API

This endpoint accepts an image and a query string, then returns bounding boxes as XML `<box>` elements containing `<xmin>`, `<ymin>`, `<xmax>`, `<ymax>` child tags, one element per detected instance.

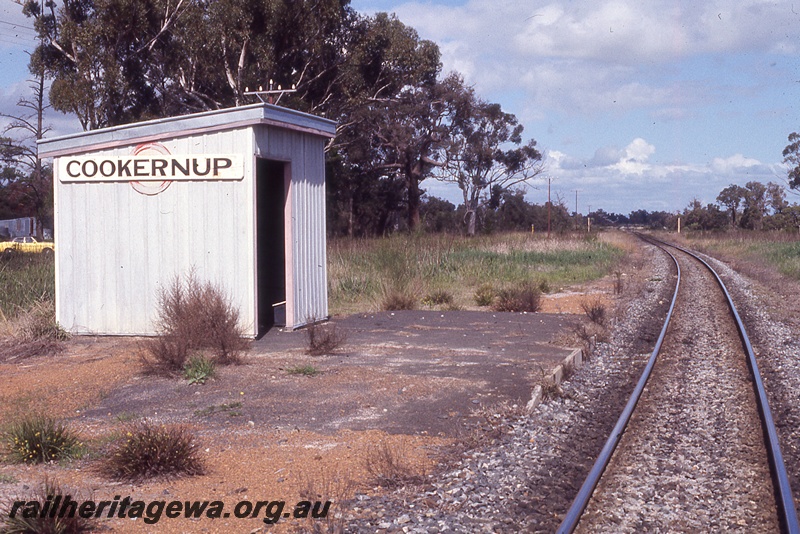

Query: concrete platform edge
<box><xmin>526</xmin><ymin>346</ymin><xmax>586</xmax><ymax>413</ymax></box>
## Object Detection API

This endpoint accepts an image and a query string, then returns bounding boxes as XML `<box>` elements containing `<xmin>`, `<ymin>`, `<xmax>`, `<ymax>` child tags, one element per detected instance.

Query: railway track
<box><xmin>557</xmin><ymin>236</ymin><xmax>799</xmax><ymax>533</ymax></box>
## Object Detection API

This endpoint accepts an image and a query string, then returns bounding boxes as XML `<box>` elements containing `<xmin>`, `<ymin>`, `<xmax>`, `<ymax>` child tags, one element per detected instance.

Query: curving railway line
<box><xmin>557</xmin><ymin>235</ymin><xmax>799</xmax><ymax>533</ymax></box>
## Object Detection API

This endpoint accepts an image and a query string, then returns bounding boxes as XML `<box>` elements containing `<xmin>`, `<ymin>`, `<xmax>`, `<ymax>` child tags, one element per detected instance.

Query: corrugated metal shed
<box><xmin>39</xmin><ymin>103</ymin><xmax>335</xmax><ymax>336</ymax></box>
<box><xmin>0</xmin><ymin>217</ymin><xmax>37</xmax><ymax>238</ymax></box>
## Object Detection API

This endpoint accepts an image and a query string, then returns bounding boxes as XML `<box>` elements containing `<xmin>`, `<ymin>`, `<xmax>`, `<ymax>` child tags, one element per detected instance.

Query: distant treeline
<box><xmin>329</xmin><ymin>189</ymin><xmax>572</xmax><ymax>236</ymax></box>
<box><xmin>345</xmin><ymin>179</ymin><xmax>800</xmax><ymax>237</ymax></box>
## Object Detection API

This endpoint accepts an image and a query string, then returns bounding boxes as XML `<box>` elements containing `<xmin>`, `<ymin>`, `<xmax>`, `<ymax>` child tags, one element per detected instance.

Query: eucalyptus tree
<box><xmin>439</xmin><ymin>97</ymin><xmax>543</xmax><ymax>235</ymax></box>
<box><xmin>325</xmin><ymin>12</ymin><xmax>444</xmax><ymax>234</ymax></box>
<box><xmin>27</xmin><ymin>0</ymin><xmax>357</xmax><ymax>128</ymax></box>
<box><xmin>366</xmin><ymin>74</ymin><xmax>474</xmax><ymax>231</ymax></box>
<box><xmin>2</xmin><ymin>0</ymin><xmax>56</xmax><ymax>232</ymax></box>
<box><xmin>716</xmin><ymin>184</ymin><xmax>746</xmax><ymax>227</ymax></box>
<box><xmin>740</xmin><ymin>180</ymin><xmax>768</xmax><ymax>230</ymax></box>
<box><xmin>783</xmin><ymin>132</ymin><xmax>800</xmax><ymax>190</ymax></box>
<box><xmin>28</xmin><ymin>2</ymin><xmax>542</xmax><ymax>236</ymax></box>
<box><xmin>767</xmin><ymin>182</ymin><xmax>787</xmax><ymax>214</ymax></box>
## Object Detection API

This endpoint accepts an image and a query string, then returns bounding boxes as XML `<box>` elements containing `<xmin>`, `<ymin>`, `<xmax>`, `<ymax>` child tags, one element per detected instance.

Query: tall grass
<box><xmin>0</xmin><ymin>254</ymin><xmax>55</xmax><ymax>320</ymax></box>
<box><xmin>328</xmin><ymin>232</ymin><xmax>623</xmax><ymax>314</ymax></box>
<box><xmin>686</xmin><ymin>232</ymin><xmax>800</xmax><ymax>280</ymax></box>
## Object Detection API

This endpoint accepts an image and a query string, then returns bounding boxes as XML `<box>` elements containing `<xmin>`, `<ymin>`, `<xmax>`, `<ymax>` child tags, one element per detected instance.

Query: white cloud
<box><xmin>538</xmin><ymin>138</ymin><xmax>790</xmax><ymax>213</ymax></box>
<box><xmin>352</xmin><ymin>0</ymin><xmax>799</xmax><ymax>213</ymax></box>
<box><xmin>387</xmin><ymin>0</ymin><xmax>800</xmax><ymax>118</ymax></box>
<box><xmin>711</xmin><ymin>153</ymin><xmax>761</xmax><ymax>173</ymax></box>
<box><xmin>423</xmin><ymin>1</ymin><xmax>800</xmax><ymax>65</ymax></box>
<box><xmin>611</xmin><ymin>138</ymin><xmax>655</xmax><ymax>175</ymax></box>
<box><xmin>589</xmin><ymin>146</ymin><xmax>623</xmax><ymax>167</ymax></box>
<box><xmin>549</xmin><ymin>138</ymin><xmax>655</xmax><ymax>176</ymax></box>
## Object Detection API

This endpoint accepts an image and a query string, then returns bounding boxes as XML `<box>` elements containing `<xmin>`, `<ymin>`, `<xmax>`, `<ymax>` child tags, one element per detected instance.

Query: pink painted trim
<box><xmin>251</xmin><ymin>152</ymin><xmax>260</xmax><ymax>337</ymax></box>
<box><xmin>283</xmin><ymin>163</ymin><xmax>295</xmax><ymax>329</ymax></box>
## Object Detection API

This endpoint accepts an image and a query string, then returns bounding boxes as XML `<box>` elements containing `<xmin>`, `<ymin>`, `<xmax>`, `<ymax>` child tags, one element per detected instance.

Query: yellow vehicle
<box><xmin>0</xmin><ymin>236</ymin><xmax>54</xmax><ymax>255</ymax></box>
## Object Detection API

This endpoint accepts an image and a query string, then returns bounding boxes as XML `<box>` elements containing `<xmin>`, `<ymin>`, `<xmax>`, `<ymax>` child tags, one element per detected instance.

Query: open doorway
<box><xmin>256</xmin><ymin>158</ymin><xmax>287</xmax><ymax>337</ymax></box>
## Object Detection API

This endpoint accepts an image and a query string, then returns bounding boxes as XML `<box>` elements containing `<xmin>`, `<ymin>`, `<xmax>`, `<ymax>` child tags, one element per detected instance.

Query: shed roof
<box><xmin>38</xmin><ymin>103</ymin><xmax>337</xmax><ymax>158</ymax></box>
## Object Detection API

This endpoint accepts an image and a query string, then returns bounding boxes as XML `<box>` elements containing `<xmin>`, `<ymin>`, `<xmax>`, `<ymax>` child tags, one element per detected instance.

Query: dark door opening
<box><xmin>256</xmin><ymin>159</ymin><xmax>287</xmax><ymax>337</ymax></box>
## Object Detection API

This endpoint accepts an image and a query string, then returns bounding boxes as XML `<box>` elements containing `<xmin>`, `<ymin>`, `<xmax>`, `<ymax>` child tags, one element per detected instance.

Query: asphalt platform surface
<box><xmin>251</xmin><ymin>310</ymin><xmax>579</xmax><ymax>436</ymax></box>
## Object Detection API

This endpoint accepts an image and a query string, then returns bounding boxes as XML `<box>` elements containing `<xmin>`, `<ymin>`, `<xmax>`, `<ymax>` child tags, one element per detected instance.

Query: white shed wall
<box><xmin>55</xmin><ymin>129</ymin><xmax>256</xmax><ymax>335</ymax></box>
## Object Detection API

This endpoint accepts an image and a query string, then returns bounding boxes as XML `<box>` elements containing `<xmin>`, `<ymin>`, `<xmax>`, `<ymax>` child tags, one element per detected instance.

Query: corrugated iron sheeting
<box><xmin>55</xmin><ymin>129</ymin><xmax>256</xmax><ymax>335</ymax></box>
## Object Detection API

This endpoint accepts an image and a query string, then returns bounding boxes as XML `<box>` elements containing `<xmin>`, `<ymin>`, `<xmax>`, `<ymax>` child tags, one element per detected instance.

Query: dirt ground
<box><xmin>0</xmin><ymin>276</ymin><xmax>618</xmax><ymax>533</ymax></box>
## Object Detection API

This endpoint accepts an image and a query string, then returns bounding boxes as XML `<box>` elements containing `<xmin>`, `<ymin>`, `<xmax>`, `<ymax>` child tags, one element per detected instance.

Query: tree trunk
<box><xmin>348</xmin><ymin>194</ymin><xmax>354</xmax><ymax>238</ymax></box>
<box><xmin>465</xmin><ymin>197</ymin><xmax>479</xmax><ymax>236</ymax></box>
<box><xmin>406</xmin><ymin>166</ymin><xmax>421</xmax><ymax>232</ymax></box>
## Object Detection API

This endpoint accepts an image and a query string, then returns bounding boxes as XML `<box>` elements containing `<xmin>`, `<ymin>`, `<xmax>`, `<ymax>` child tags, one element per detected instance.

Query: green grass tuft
<box><xmin>2</xmin><ymin>415</ymin><xmax>81</xmax><ymax>464</ymax></box>
<box><xmin>183</xmin><ymin>355</ymin><xmax>216</xmax><ymax>385</ymax></box>
<box><xmin>100</xmin><ymin>422</ymin><xmax>204</xmax><ymax>482</ymax></box>
<box><xmin>194</xmin><ymin>402</ymin><xmax>243</xmax><ymax>418</ymax></box>
<box><xmin>287</xmin><ymin>365</ymin><xmax>321</xmax><ymax>377</ymax></box>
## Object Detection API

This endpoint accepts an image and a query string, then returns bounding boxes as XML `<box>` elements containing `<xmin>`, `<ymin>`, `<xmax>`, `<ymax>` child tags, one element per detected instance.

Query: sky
<box><xmin>3</xmin><ymin>0</ymin><xmax>800</xmax><ymax>214</ymax></box>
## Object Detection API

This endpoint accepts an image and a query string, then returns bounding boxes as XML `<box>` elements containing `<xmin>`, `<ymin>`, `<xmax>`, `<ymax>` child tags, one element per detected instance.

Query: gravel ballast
<box><xmin>345</xmin><ymin>238</ymin><xmax>800</xmax><ymax>533</ymax></box>
<box><xmin>346</xmin><ymin>240</ymin><xmax>676</xmax><ymax>532</ymax></box>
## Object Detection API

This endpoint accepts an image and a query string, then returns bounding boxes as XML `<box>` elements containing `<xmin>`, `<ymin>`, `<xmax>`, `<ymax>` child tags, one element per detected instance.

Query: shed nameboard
<box><xmin>58</xmin><ymin>154</ymin><xmax>244</xmax><ymax>182</ymax></box>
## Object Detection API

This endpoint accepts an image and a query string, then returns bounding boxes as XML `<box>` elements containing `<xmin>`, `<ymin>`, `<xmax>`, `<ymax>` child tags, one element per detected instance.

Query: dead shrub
<box><xmin>305</xmin><ymin>319</ymin><xmax>347</xmax><ymax>356</ymax></box>
<box><xmin>559</xmin><ymin>358</ymin><xmax>576</xmax><ymax>382</ymax></box>
<box><xmin>492</xmin><ymin>281</ymin><xmax>541</xmax><ymax>313</ymax></box>
<box><xmin>141</xmin><ymin>272</ymin><xmax>250</xmax><ymax>375</ymax></box>
<box><xmin>473</xmin><ymin>284</ymin><xmax>495</xmax><ymax>307</ymax></box>
<box><xmin>0</xmin><ymin>300</ymin><xmax>67</xmax><ymax>362</ymax></box>
<box><xmin>540</xmin><ymin>377</ymin><xmax>563</xmax><ymax>401</ymax></box>
<box><xmin>381</xmin><ymin>289</ymin><xmax>416</xmax><ymax>311</ymax></box>
<box><xmin>573</xmin><ymin>321</ymin><xmax>609</xmax><ymax>347</ymax></box>
<box><xmin>580</xmin><ymin>297</ymin><xmax>607</xmax><ymax>326</ymax></box>
<box><xmin>538</xmin><ymin>361</ymin><xmax>576</xmax><ymax>402</ymax></box>
<box><xmin>613</xmin><ymin>270</ymin><xmax>624</xmax><ymax>295</ymax></box>
<box><xmin>364</xmin><ymin>440</ymin><xmax>425</xmax><ymax>489</ymax></box>
<box><xmin>294</xmin><ymin>473</ymin><xmax>357</xmax><ymax>533</ymax></box>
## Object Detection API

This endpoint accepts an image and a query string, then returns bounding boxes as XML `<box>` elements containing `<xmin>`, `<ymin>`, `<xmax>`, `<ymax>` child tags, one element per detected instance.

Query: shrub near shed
<box><xmin>140</xmin><ymin>272</ymin><xmax>250</xmax><ymax>377</ymax></box>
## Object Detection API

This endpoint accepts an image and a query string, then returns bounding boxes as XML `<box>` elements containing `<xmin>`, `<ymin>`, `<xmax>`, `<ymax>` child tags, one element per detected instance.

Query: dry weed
<box><xmin>613</xmin><ymin>270</ymin><xmax>624</xmax><ymax>295</ymax></box>
<box><xmin>580</xmin><ymin>296</ymin><xmax>607</xmax><ymax>326</ymax></box>
<box><xmin>0</xmin><ymin>477</ymin><xmax>94</xmax><ymax>533</ymax></box>
<box><xmin>573</xmin><ymin>321</ymin><xmax>609</xmax><ymax>346</ymax></box>
<box><xmin>141</xmin><ymin>272</ymin><xmax>250</xmax><ymax>375</ymax></box>
<box><xmin>380</xmin><ymin>289</ymin><xmax>417</xmax><ymax>311</ymax></box>
<box><xmin>492</xmin><ymin>282</ymin><xmax>541</xmax><ymax>313</ymax></box>
<box><xmin>0</xmin><ymin>300</ymin><xmax>67</xmax><ymax>362</ymax></box>
<box><xmin>364</xmin><ymin>440</ymin><xmax>426</xmax><ymax>489</ymax></box>
<box><xmin>305</xmin><ymin>319</ymin><xmax>347</xmax><ymax>356</ymax></box>
<box><xmin>292</xmin><ymin>472</ymin><xmax>357</xmax><ymax>533</ymax></box>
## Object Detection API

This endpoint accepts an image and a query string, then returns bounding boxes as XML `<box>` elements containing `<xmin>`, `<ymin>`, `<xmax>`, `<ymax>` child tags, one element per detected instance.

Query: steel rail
<box><xmin>660</xmin><ymin>238</ymin><xmax>799</xmax><ymax>534</ymax></box>
<box><xmin>556</xmin><ymin>235</ymin><xmax>681</xmax><ymax>534</ymax></box>
<box><xmin>556</xmin><ymin>234</ymin><xmax>799</xmax><ymax>533</ymax></box>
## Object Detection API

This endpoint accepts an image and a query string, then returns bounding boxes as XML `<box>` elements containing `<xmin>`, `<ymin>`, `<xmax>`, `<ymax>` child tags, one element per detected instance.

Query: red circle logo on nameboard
<box><xmin>130</xmin><ymin>143</ymin><xmax>172</xmax><ymax>196</ymax></box>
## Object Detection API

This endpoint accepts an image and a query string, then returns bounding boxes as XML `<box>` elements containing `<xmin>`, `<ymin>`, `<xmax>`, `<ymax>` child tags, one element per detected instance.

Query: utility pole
<box><xmin>547</xmin><ymin>177</ymin><xmax>551</xmax><ymax>239</ymax></box>
<box><xmin>587</xmin><ymin>205</ymin><xmax>592</xmax><ymax>234</ymax></box>
<box><xmin>573</xmin><ymin>189</ymin><xmax>580</xmax><ymax>231</ymax></box>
